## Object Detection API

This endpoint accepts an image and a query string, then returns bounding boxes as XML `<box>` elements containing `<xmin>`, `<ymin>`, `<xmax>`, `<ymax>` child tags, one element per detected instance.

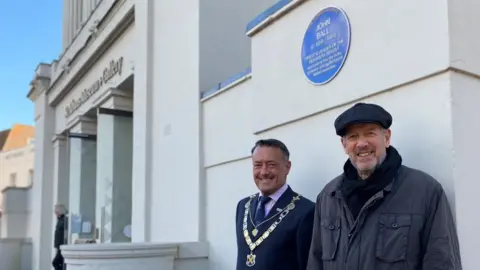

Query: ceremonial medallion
<box><xmin>246</xmin><ymin>252</ymin><xmax>256</xmax><ymax>267</ymax></box>
<box><xmin>287</xmin><ymin>203</ymin><xmax>295</xmax><ymax>210</ymax></box>
<box><xmin>242</xmin><ymin>194</ymin><xmax>301</xmax><ymax>267</ymax></box>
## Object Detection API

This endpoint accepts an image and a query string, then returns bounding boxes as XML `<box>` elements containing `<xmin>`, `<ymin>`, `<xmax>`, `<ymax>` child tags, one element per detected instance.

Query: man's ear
<box><xmin>384</xmin><ymin>129</ymin><xmax>392</xmax><ymax>147</ymax></box>
<box><xmin>285</xmin><ymin>160</ymin><xmax>291</xmax><ymax>176</ymax></box>
<box><xmin>341</xmin><ymin>137</ymin><xmax>348</xmax><ymax>154</ymax></box>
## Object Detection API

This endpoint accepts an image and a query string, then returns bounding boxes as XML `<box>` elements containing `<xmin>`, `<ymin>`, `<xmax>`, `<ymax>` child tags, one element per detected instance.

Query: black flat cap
<box><xmin>334</xmin><ymin>103</ymin><xmax>392</xmax><ymax>136</ymax></box>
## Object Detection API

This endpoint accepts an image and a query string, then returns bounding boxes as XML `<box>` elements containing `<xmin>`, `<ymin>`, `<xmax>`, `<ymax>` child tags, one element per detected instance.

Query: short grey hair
<box><xmin>54</xmin><ymin>204</ymin><xmax>68</xmax><ymax>215</ymax></box>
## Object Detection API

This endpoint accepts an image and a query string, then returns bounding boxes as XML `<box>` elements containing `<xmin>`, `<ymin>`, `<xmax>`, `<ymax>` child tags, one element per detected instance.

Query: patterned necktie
<box><xmin>254</xmin><ymin>196</ymin><xmax>272</xmax><ymax>225</ymax></box>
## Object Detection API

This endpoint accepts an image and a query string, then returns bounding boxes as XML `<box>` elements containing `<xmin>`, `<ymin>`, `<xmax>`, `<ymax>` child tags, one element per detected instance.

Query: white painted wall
<box><xmin>203</xmin><ymin>79</ymin><xmax>254</xmax><ymax>167</ymax></box>
<box><xmin>449</xmin><ymin>72</ymin><xmax>480</xmax><ymax>269</ymax></box>
<box><xmin>249</xmin><ymin>0</ymin><xmax>449</xmax><ymax>132</ymax></box>
<box><xmin>448</xmin><ymin>0</ymin><xmax>480</xmax><ymax>76</ymax></box>
<box><xmin>1</xmin><ymin>187</ymin><xmax>32</xmax><ymax>239</ymax></box>
<box><xmin>148</xmin><ymin>0</ymin><xmax>202</xmax><ymax>243</ymax></box>
<box><xmin>0</xmin><ymin>145</ymin><xmax>34</xmax><ymax>208</ymax></box>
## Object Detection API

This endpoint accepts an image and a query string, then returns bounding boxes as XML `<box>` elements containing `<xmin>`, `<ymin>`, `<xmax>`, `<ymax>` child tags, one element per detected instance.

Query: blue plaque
<box><xmin>301</xmin><ymin>6</ymin><xmax>351</xmax><ymax>85</ymax></box>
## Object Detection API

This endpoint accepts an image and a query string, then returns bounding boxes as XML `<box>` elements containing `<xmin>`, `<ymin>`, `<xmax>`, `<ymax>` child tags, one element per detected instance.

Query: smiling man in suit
<box><xmin>235</xmin><ymin>139</ymin><xmax>315</xmax><ymax>270</ymax></box>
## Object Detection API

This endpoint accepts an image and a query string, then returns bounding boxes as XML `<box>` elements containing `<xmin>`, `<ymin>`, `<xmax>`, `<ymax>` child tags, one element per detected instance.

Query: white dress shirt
<box><xmin>260</xmin><ymin>183</ymin><xmax>289</xmax><ymax>216</ymax></box>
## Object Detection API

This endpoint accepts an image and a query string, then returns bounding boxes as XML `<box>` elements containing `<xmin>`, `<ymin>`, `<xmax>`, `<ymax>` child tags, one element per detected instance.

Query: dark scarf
<box><xmin>341</xmin><ymin>146</ymin><xmax>402</xmax><ymax>219</ymax></box>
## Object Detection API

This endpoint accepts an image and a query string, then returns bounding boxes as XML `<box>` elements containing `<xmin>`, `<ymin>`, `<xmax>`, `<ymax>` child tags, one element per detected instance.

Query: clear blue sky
<box><xmin>0</xmin><ymin>1</ymin><xmax>62</xmax><ymax>130</ymax></box>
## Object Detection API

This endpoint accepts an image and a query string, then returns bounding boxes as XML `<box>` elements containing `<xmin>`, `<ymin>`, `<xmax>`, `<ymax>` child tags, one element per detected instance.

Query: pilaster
<box><xmin>148</xmin><ymin>0</ymin><xmax>203</xmax><ymax>243</ymax></box>
<box><xmin>27</xmin><ymin>63</ymin><xmax>56</xmax><ymax>270</ymax></box>
<box><xmin>83</xmin><ymin>0</ymin><xmax>91</xmax><ymax>24</ymax></box>
<box><xmin>131</xmin><ymin>0</ymin><xmax>154</xmax><ymax>242</ymax></box>
<box><xmin>52</xmin><ymin>134</ymin><xmax>69</xmax><ymax>208</ymax></box>
<box><xmin>63</xmin><ymin>0</ymin><xmax>69</xmax><ymax>49</ymax></box>
<box><xmin>72</xmin><ymin>0</ymin><xmax>80</xmax><ymax>35</ymax></box>
<box><xmin>69</xmin><ymin>0</ymin><xmax>74</xmax><ymax>43</ymax></box>
<box><xmin>449</xmin><ymin>71</ymin><xmax>480</xmax><ymax>270</ymax></box>
<box><xmin>51</xmin><ymin>134</ymin><xmax>69</xmax><ymax>259</ymax></box>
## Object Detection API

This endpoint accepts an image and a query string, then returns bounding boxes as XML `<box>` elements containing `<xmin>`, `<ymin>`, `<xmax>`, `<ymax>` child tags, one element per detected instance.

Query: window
<box><xmin>9</xmin><ymin>173</ymin><xmax>17</xmax><ymax>187</ymax></box>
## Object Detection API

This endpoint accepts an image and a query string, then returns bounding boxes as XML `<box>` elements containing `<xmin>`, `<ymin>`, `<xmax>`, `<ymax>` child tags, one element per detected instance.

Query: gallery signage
<box><xmin>64</xmin><ymin>57</ymin><xmax>124</xmax><ymax>117</ymax></box>
<box><xmin>301</xmin><ymin>6</ymin><xmax>351</xmax><ymax>85</ymax></box>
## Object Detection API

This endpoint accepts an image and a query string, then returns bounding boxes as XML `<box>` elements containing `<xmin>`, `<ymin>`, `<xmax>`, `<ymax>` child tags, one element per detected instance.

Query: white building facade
<box><xmin>28</xmin><ymin>0</ymin><xmax>480</xmax><ymax>269</ymax></box>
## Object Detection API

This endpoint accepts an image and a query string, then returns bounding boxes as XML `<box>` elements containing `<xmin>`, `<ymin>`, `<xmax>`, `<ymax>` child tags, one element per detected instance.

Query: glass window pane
<box><xmin>67</xmin><ymin>136</ymin><xmax>97</xmax><ymax>244</ymax></box>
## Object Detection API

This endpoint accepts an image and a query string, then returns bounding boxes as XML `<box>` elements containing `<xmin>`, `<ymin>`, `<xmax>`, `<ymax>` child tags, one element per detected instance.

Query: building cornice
<box><xmin>27</xmin><ymin>64</ymin><xmax>52</xmax><ymax>102</ymax></box>
<box><xmin>48</xmin><ymin>0</ymin><xmax>134</xmax><ymax>107</ymax></box>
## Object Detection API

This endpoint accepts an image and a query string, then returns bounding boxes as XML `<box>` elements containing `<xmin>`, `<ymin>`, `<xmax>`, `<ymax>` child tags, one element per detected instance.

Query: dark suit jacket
<box><xmin>235</xmin><ymin>186</ymin><xmax>315</xmax><ymax>270</ymax></box>
<box><xmin>54</xmin><ymin>215</ymin><xmax>66</xmax><ymax>250</ymax></box>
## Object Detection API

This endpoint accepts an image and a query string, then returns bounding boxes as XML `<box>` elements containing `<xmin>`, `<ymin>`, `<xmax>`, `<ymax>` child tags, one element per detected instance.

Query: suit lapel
<box><xmin>250</xmin><ymin>193</ymin><xmax>259</xmax><ymax>218</ymax></box>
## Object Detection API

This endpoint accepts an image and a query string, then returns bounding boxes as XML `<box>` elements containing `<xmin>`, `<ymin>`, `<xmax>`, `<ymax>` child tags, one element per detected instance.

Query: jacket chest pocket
<box><xmin>320</xmin><ymin>217</ymin><xmax>341</xmax><ymax>261</ymax></box>
<box><xmin>376</xmin><ymin>214</ymin><xmax>412</xmax><ymax>263</ymax></box>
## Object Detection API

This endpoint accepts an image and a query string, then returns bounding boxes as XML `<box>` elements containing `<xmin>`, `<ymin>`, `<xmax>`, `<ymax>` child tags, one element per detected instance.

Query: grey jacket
<box><xmin>307</xmin><ymin>165</ymin><xmax>462</xmax><ymax>270</ymax></box>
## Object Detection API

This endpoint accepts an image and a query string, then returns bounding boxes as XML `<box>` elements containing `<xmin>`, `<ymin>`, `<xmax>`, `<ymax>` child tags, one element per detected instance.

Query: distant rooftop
<box><xmin>1</xmin><ymin>124</ymin><xmax>35</xmax><ymax>152</ymax></box>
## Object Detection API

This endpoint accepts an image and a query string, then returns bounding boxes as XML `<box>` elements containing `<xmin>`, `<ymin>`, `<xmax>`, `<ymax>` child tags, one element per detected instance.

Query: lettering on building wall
<box><xmin>64</xmin><ymin>57</ymin><xmax>124</xmax><ymax>117</ymax></box>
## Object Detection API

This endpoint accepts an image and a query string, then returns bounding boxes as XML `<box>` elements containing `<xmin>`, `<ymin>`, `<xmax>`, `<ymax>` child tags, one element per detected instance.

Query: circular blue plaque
<box><xmin>301</xmin><ymin>6</ymin><xmax>351</xmax><ymax>85</ymax></box>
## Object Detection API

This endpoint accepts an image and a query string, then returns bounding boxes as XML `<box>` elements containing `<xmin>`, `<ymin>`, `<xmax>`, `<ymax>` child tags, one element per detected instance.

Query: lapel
<box><xmin>264</xmin><ymin>186</ymin><xmax>295</xmax><ymax>221</ymax></box>
<box><xmin>251</xmin><ymin>193</ymin><xmax>259</xmax><ymax>218</ymax></box>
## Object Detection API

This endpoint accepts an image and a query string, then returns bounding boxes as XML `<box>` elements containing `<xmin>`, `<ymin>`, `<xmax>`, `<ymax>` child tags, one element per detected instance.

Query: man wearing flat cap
<box><xmin>307</xmin><ymin>103</ymin><xmax>462</xmax><ymax>270</ymax></box>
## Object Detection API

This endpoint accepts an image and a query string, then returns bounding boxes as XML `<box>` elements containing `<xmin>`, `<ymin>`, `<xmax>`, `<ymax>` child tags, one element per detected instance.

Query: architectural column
<box><xmin>72</xmin><ymin>0</ymin><xmax>78</xmax><ymax>35</ymax></box>
<box><xmin>91</xmin><ymin>0</ymin><xmax>98</xmax><ymax>12</ymax></box>
<box><xmin>62</xmin><ymin>0</ymin><xmax>69</xmax><ymax>49</ymax></box>
<box><xmin>52</xmin><ymin>135</ymin><xmax>69</xmax><ymax>209</ymax></box>
<box><xmin>149</xmin><ymin>0</ymin><xmax>203</xmax><ymax>243</ymax></box>
<box><xmin>72</xmin><ymin>0</ymin><xmax>80</xmax><ymax>35</ymax></box>
<box><xmin>447</xmin><ymin>2</ymin><xmax>480</xmax><ymax>268</ymax></box>
<box><xmin>51</xmin><ymin>134</ymin><xmax>69</xmax><ymax>254</ymax></box>
<box><xmin>28</xmin><ymin>63</ymin><xmax>56</xmax><ymax>270</ymax></box>
<box><xmin>83</xmin><ymin>0</ymin><xmax>90</xmax><ymax>24</ymax></box>
<box><xmin>68</xmin><ymin>117</ymin><xmax>97</xmax><ymax>243</ymax></box>
<box><xmin>77</xmin><ymin>0</ymin><xmax>83</xmax><ymax>32</ymax></box>
<box><xmin>132</xmin><ymin>0</ymin><xmax>154</xmax><ymax>242</ymax></box>
<box><xmin>96</xmin><ymin>107</ymin><xmax>133</xmax><ymax>243</ymax></box>
<box><xmin>69</xmin><ymin>0</ymin><xmax>74</xmax><ymax>42</ymax></box>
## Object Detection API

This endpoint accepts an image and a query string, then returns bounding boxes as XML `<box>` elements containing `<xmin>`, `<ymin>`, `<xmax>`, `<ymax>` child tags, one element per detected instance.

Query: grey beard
<box><xmin>352</xmin><ymin>153</ymin><xmax>387</xmax><ymax>180</ymax></box>
<box><xmin>358</xmin><ymin>169</ymin><xmax>374</xmax><ymax>180</ymax></box>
